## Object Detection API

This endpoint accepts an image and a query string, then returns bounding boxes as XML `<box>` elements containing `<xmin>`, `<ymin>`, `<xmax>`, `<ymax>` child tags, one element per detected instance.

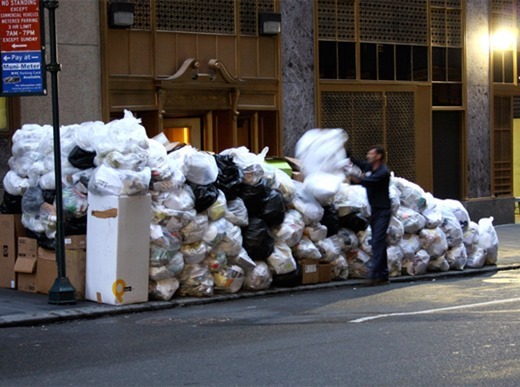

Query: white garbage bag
<box><xmin>402</xmin><ymin>249</ymin><xmax>429</xmax><ymax>276</ymax></box>
<box><xmin>267</xmin><ymin>243</ymin><xmax>298</xmax><ymax>275</ymax></box>
<box><xmin>243</xmin><ymin>261</ymin><xmax>273</xmax><ymax>290</ymax></box>
<box><xmin>477</xmin><ymin>217</ymin><xmax>499</xmax><ymax>265</ymax></box>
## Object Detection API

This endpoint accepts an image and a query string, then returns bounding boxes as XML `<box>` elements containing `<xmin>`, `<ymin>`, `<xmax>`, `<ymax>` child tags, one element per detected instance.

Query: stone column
<box><xmin>465</xmin><ymin>0</ymin><xmax>491</xmax><ymax>198</ymax></box>
<box><xmin>280</xmin><ymin>0</ymin><xmax>316</xmax><ymax>157</ymax></box>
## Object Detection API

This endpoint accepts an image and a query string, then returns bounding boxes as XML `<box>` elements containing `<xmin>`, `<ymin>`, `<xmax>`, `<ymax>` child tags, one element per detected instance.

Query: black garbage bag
<box><xmin>42</xmin><ymin>189</ymin><xmax>56</xmax><ymax>205</ymax></box>
<box><xmin>214</xmin><ymin>155</ymin><xmax>244</xmax><ymax>201</ymax></box>
<box><xmin>65</xmin><ymin>215</ymin><xmax>87</xmax><ymax>236</ymax></box>
<box><xmin>272</xmin><ymin>265</ymin><xmax>302</xmax><ymax>288</ymax></box>
<box><xmin>339</xmin><ymin>212</ymin><xmax>369</xmax><ymax>233</ymax></box>
<box><xmin>238</xmin><ymin>179</ymin><xmax>271</xmax><ymax>217</ymax></box>
<box><xmin>321</xmin><ymin>205</ymin><xmax>340</xmax><ymax>237</ymax></box>
<box><xmin>188</xmin><ymin>182</ymin><xmax>219</xmax><ymax>212</ymax></box>
<box><xmin>241</xmin><ymin>217</ymin><xmax>274</xmax><ymax>260</ymax></box>
<box><xmin>261</xmin><ymin>189</ymin><xmax>285</xmax><ymax>227</ymax></box>
<box><xmin>24</xmin><ymin>228</ymin><xmax>56</xmax><ymax>250</ymax></box>
<box><xmin>0</xmin><ymin>191</ymin><xmax>22</xmax><ymax>214</ymax></box>
<box><xmin>68</xmin><ymin>145</ymin><xmax>96</xmax><ymax>170</ymax></box>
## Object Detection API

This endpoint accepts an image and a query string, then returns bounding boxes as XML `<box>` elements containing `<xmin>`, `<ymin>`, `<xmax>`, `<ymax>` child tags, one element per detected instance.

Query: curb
<box><xmin>1</xmin><ymin>263</ymin><xmax>518</xmax><ymax>328</ymax></box>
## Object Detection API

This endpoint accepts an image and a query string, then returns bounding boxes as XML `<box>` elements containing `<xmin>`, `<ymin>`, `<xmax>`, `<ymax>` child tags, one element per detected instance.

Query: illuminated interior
<box><xmin>164</xmin><ymin>126</ymin><xmax>190</xmax><ymax>144</ymax></box>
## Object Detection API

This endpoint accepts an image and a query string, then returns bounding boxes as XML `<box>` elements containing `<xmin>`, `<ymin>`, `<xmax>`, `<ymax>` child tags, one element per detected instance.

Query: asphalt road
<box><xmin>2</xmin><ymin>270</ymin><xmax>520</xmax><ymax>386</ymax></box>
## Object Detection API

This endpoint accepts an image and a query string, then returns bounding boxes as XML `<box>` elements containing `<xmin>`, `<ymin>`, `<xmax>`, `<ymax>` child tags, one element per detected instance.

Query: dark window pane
<box><xmin>432</xmin><ymin>47</ymin><xmax>446</xmax><ymax>81</ymax></box>
<box><xmin>396</xmin><ymin>45</ymin><xmax>412</xmax><ymax>81</ymax></box>
<box><xmin>319</xmin><ymin>41</ymin><xmax>338</xmax><ymax>79</ymax></box>
<box><xmin>504</xmin><ymin>50</ymin><xmax>514</xmax><ymax>83</ymax></box>
<box><xmin>413</xmin><ymin>45</ymin><xmax>428</xmax><ymax>81</ymax></box>
<box><xmin>338</xmin><ymin>42</ymin><xmax>356</xmax><ymax>79</ymax></box>
<box><xmin>361</xmin><ymin>43</ymin><xmax>377</xmax><ymax>80</ymax></box>
<box><xmin>378</xmin><ymin>44</ymin><xmax>394</xmax><ymax>80</ymax></box>
<box><xmin>432</xmin><ymin>83</ymin><xmax>462</xmax><ymax>106</ymax></box>
<box><xmin>493</xmin><ymin>51</ymin><xmax>503</xmax><ymax>83</ymax></box>
<box><xmin>447</xmin><ymin>47</ymin><xmax>462</xmax><ymax>81</ymax></box>
<box><xmin>518</xmin><ymin>51</ymin><xmax>520</xmax><ymax>83</ymax></box>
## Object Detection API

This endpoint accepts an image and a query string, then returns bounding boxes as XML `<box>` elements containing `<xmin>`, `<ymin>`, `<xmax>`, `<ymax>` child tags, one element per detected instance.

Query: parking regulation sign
<box><xmin>0</xmin><ymin>0</ymin><xmax>45</xmax><ymax>96</ymax></box>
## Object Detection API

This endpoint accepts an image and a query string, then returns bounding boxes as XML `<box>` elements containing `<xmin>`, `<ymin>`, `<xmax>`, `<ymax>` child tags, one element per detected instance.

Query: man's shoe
<box><xmin>363</xmin><ymin>278</ymin><xmax>390</xmax><ymax>287</ymax></box>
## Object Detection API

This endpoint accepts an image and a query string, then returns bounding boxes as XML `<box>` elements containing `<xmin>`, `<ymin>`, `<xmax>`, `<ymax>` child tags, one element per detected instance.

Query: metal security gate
<box><xmin>320</xmin><ymin>91</ymin><xmax>416</xmax><ymax>182</ymax></box>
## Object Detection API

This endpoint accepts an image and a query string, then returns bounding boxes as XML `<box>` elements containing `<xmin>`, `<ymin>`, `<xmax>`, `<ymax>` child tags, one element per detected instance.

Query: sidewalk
<box><xmin>1</xmin><ymin>224</ymin><xmax>519</xmax><ymax>328</ymax></box>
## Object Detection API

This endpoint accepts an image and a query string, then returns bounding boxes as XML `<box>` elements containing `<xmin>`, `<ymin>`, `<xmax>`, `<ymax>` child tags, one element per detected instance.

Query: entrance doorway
<box><xmin>163</xmin><ymin>117</ymin><xmax>203</xmax><ymax>149</ymax></box>
<box><xmin>432</xmin><ymin>111</ymin><xmax>462</xmax><ymax>199</ymax></box>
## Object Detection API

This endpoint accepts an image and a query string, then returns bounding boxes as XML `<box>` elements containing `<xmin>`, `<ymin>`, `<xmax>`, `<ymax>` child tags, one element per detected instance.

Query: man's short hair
<box><xmin>370</xmin><ymin>145</ymin><xmax>386</xmax><ymax>160</ymax></box>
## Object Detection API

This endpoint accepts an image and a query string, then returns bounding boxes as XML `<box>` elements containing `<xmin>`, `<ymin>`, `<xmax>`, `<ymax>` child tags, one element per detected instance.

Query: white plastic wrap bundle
<box><xmin>295</xmin><ymin>128</ymin><xmax>348</xmax><ymax>205</ymax></box>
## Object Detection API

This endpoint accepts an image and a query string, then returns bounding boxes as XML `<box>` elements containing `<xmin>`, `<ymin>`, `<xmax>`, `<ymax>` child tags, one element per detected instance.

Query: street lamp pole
<box><xmin>43</xmin><ymin>0</ymin><xmax>76</xmax><ymax>305</ymax></box>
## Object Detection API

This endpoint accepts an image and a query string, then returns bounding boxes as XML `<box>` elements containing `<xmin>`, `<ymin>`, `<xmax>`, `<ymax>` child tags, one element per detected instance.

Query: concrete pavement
<box><xmin>1</xmin><ymin>223</ymin><xmax>519</xmax><ymax>328</ymax></box>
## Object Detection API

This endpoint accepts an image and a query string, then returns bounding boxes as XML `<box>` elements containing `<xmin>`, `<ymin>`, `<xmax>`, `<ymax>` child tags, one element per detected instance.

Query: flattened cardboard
<box><xmin>0</xmin><ymin>214</ymin><xmax>25</xmax><ymax>289</ymax></box>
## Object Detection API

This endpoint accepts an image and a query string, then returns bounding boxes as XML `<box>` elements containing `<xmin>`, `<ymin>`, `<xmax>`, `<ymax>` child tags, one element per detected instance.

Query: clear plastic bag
<box><xmin>477</xmin><ymin>217</ymin><xmax>499</xmax><ymax>265</ymax></box>
<box><xmin>202</xmin><ymin>217</ymin><xmax>228</xmax><ymax>247</ymax></box>
<box><xmin>392</xmin><ymin>176</ymin><xmax>427</xmax><ymax>212</ymax></box>
<box><xmin>346</xmin><ymin>249</ymin><xmax>370</xmax><ymax>279</ymax></box>
<box><xmin>466</xmin><ymin>245</ymin><xmax>486</xmax><ymax>268</ymax></box>
<box><xmin>180</xmin><ymin>213</ymin><xmax>209</xmax><ymax>244</ymax></box>
<box><xmin>206</xmin><ymin>189</ymin><xmax>227</xmax><ymax>221</ymax></box>
<box><xmin>398</xmin><ymin>233</ymin><xmax>421</xmax><ymax>260</ymax></box>
<box><xmin>463</xmin><ymin>221</ymin><xmax>479</xmax><ymax>247</ymax></box>
<box><xmin>402</xmin><ymin>249</ymin><xmax>429</xmax><ymax>276</ymax></box>
<box><xmin>243</xmin><ymin>261</ymin><xmax>272</xmax><ymax>290</ymax></box>
<box><xmin>446</xmin><ymin>242</ymin><xmax>467</xmax><ymax>271</ymax></box>
<box><xmin>336</xmin><ymin>228</ymin><xmax>359</xmax><ymax>252</ymax></box>
<box><xmin>396</xmin><ymin>206</ymin><xmax>426</xmax><ymax>234</ymax></box>
<box><xmin>292</xmin><ymin>236</ymin><xmax>322</xmax><ymax>260</ymax></box>
<box><xmin>149</xmin><ymin>277</ymin><xmax>179</xmax><ymax>301</ymax></box>
<box><xmin>334</xmin><ymin>184</ymin><xmax>371</xmax><ymax>218</ymax></box>
<box><xmin>183</xmin><ymin>151</ymin><xmax>219</xmax><ymax>185</ymax></box>
<box><xmin>387</xmin><ymin>245</ymin><xmax>403</xmax><ymax>277</ymax></box>
<box><xmin>316</xmin><ymin>235</ymin><xmax>343</xmax><ymax>262</ymax></box>
<box><xmin>386</xmin><ymin>216</ymin><xmax>404</xmax><ymax>245</ymax></box>
<box><xmin>271</xmin><ymin>209</ymin><xmax>305</xmax><ymax>247</ymax></box>
<box><xmin>427</xmin><ymin>255</ymin><xmax>450</xmax><ymax>272</ymax></box>
<box><xmin>224</xmin><ymin>197</ymin><xmax>249</xmax><ymax>227</ymax></box>
<box><xmin>266</xmin><ymin>243</ymin><xmax>298</xmax><ymax>275</ymax></box>
<box><xmin>181</xmin><ymin>241</ymin><xmax>210</xmax><ymax>264</ymax></box>
<box><xmin>303</xmin><ymin>172</ymin><xmax>343</xmax><ymax>206</ymax></box>
<box><xmin>219</xmin><ymin>146</ymin><xmax>267</xmax><ymax>185</ymax></box>
<box><xmin>419</xmin><ymin>227</ymin><xmax>448</xmax><ymax>258</ymax></box>
<box><xmin>179</xmin><ymin>263</ymin><xmax>214</xmax><ymax>297</ymax></box>
<box><xmin>443</xmin><ymin>199</ymin><xmax>470</xmax><ymax>229</ymax></box>
<box><xmin>212</xmin><ymin>221</ymin><xmax>242</xmax><ymax>257</ymax></box>
<box><xmin>291</xmin><ymin>181</ymin><xmax>324</xmax><ymax>225</ymax></box>
<box><xmin>213</xmin><ymin>265</ymin><xmax>244</xmax><ymax>294</ymax></box>
<box><xmin>358</xmin><ymin>227</ymin><xmax>372</xmax><ymax>255</ymax></box>
<box><xmin>88</xmin><ymin>165</ymin><xmax>151</xmax><ymax>196</ymax></box>
<box><xmin>228</xmin><ymin>247</ymin><xmax>256</xmax><ymax>271</ymax></box>
<box><xmin>330</xmin><ymin>254</ymin><xmax>349</xmax><ymax>280</ymax></box>
<box><xmin>3</xmin><ymin>170</ymin><xmax>30</xmax><ymax>196</ymax></box>
<box><xmin>420</xmin><ymin>192</ymin><xmax>443</xmax><ymax>229</ymax></box>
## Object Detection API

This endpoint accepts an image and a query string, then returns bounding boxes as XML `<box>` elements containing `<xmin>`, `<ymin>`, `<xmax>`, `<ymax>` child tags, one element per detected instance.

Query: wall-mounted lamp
<box><xmin>109</xmin><ymin>0</ymin><xmax>135</xmax><ymax>29</ymax></box>
<box><xmin>258</xmin><ymin>12</ymin><xmax>281</xmax><ymax>36</ymax></box>
<box><xmin>490</xmin><ymin>27</ymin><xmax>518</xmax><ymax>51</ymax></box>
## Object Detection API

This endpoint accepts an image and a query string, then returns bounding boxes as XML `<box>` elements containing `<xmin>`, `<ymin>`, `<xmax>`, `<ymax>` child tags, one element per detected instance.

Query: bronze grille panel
<box><xmin>358</xmin><ymin>0</ymin><xmax>428</xmax><ymax>45</ymax></box>
<box><xmin>124</xmin><ymin>0</ymin><xmax>151</xmax><ymax>30</ymax></box>
<box><xmin>321</xmin><ymin>91</ymin><xmax>416</xmax><ymax>181</ymax></box>
<box><xmin>431</xmin><ymin>8</ymin><xmax>446</xmax><ymax>45</ymax></box>
<box><xmin>320</xmin><ymin>92</ymin><xmax>384</xmax><ymax>162</ymax></box>
<box><xmin>446</xmin><ymin>9</ymin><xmax>462</xmax><ymax>46</ymax></box>
<box><xmin>386</xmin><ymin>92</ymin><xmax>416</xmax><ymax>181</ymax></box>
<box><xmin>156</xmin><ymin>0</ymin><xmax>236</xmax><ymax>34</ymax></box>
<box><xmin>318</xmin><ymin>0</ymin><xmax>355</xmax><ymax>40</ymax></box>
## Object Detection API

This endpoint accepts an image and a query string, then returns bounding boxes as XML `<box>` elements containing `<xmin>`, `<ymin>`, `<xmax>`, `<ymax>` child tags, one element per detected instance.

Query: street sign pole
<box><xmin>44</xmin><ymin>0</ymin><xmax>75</xmax><ymax>305</ymax></box>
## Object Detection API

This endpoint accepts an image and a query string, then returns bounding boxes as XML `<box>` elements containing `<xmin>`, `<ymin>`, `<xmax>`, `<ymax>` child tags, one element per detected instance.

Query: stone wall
<box><xmin>280</xmin><ymin>0</ymin><xmax>316</xmax><ymax>157</ymax></box>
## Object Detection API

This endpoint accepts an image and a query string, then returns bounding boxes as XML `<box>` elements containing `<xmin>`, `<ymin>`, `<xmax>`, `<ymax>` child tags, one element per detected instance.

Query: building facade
<box><xmin>0</xmin><ymin>0</ymin><xmax>518</xmax><ymax>224</ymax></box>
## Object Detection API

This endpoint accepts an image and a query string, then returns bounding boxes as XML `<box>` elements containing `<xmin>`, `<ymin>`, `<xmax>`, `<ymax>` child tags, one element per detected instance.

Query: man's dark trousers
<box><xmin>367</xmin><ymin>207</ymin><xmax>392</xmax><ymax>280</ymax></box>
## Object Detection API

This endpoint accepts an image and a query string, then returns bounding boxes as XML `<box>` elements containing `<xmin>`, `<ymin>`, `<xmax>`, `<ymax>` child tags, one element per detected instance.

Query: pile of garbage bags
<box><xmin>1</xmin><ymin>115</ymin><xmax>500</xmax><ymax>301</ymax></box>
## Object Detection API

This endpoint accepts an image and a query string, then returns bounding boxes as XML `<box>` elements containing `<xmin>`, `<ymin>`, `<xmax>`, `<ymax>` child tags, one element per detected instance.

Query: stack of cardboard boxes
<box><xmin>0</xmin><ymin>213</ymin><xmax>87</xmax><ymax>299</ymax></box>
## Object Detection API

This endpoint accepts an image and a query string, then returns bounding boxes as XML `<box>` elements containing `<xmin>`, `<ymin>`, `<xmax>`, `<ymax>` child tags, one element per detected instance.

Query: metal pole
<box><xmin>44</xmin><ymin>0</ymin><xmax>76</xmax><ymax>304</ymax></box>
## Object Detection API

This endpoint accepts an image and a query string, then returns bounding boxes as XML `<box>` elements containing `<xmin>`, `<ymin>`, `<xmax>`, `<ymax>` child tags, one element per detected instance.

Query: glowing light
<box><xmin>490</xmin><ymin>28</ymin><xmax>518</xmax><ymax>51</ymax></box>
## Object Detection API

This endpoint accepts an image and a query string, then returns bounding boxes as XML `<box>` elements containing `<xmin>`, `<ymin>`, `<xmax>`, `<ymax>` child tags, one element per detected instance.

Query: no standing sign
<box><xmin>0</xmin><ymin>0</ymin><xmax>46</xmax><ymax>95</ymax></box>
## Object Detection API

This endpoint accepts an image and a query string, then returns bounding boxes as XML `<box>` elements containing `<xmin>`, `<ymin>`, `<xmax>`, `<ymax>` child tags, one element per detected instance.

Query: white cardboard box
<box><xmin>86</xmin><ymin>193</ymin><xmax>151</xmax><ymax>305</ymax></box>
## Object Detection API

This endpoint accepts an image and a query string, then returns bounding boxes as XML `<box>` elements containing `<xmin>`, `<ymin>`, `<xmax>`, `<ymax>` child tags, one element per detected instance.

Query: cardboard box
<box><xmin>14</xmin><ymin>256</ymin><xmax>37</xmax><ymax>293</ymax></box>
<box><xmin>300</xmin><ymin>259</ymin><xmax>319</xmax><ymax>284</ymax></box>
<box><xmin>86</xmin><ymin>194</ymin><xmax>151</xmax><ymax>305</ymax></box>
<box><xmin>35</xmin><ymin>248</ymin><xmax>86</xmax><ymax>300</ymax></box>
<box><xmin>64</xmin><ymin>235</ymin><xmax>86</xmax><ymax>250</ymax></box>
<box><xmin>318</xmin><ymin>263</ymin><xmax>332</xmax><ymax>283</ymax></box>
<box><xmin>0</xmin><ymin>214</ymin><xmax>25</xmax><ymax>289</ymax></box>
<box><xmin>17</xmin><ymin>237</ymin><xmax>38</xmax><ymax>258</ymax></box>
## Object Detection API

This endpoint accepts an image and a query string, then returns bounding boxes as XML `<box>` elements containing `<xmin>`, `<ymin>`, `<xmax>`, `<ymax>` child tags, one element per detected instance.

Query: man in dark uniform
<box><xmin>348</xmin><ymin>145</ymin><xmax>391</xmax><ymax>286</ymax></box>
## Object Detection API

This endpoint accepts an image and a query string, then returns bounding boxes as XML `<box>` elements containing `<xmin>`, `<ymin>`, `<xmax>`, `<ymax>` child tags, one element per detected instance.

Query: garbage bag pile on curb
<box><xmin>1</xmin><ymin>113</ymin><xmax>500</xmax><ymax>301</ymax></box>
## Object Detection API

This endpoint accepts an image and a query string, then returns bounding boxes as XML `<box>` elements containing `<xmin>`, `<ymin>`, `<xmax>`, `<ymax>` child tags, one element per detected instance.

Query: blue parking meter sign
<box><xmin>0</xmin><ymin>0</ymin><xmax>46</xmax><ymax>96</ymax></box>
<box><xmin>1</xmin><ymin>51</ymin><xmax>45</xmax><ymax>95</ymax></box>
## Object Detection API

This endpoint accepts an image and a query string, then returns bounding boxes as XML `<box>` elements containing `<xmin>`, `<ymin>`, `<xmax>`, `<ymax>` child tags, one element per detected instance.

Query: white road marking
<box><xmin>349</xmin><ymin>297</ymin><xmax>520</xmax><ymax>323</ymax></box>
